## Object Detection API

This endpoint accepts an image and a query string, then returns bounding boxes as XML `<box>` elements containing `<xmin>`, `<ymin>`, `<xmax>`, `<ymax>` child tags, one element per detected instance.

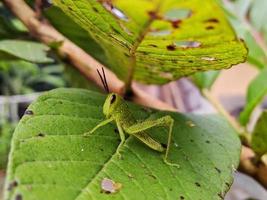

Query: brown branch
<box><xmin>239</xmin><ymin>146</ymin><xmax>267</xmax><ymax>189</ymax></box>
<box><xmin>3</xmin><ymin>0</ymin><xmax>176</xmax><ymax>112</ymax></box>
<box><xmin>4</xmin><ymin>0</ymin><xmax>124</xmax><ymax>94</ymax></box>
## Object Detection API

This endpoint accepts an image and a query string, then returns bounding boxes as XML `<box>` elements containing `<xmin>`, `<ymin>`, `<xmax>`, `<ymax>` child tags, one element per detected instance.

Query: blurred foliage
<box><xmin>0</xmin><ymin>2</ymin><xmax>27</xmax><ymax>39</ymax></box>
<box><xmin>223</xmin><ymin>0</ymin><xmax>267</xmax><ymax>69</ymax></box>
<box><xmin>251</xmin><ymin>110</ymin><xmax>267</xmax><ymax>156</ymax></box>
<box><xmin>64</xmin><ymin>64</ymin><xmax>101</xmax><ymax>92</ymax></box>
<box><xmin>239</xmin><ymin>69</ymin><xmax>267</xmax><ymax>125</ymax></box>
<box><xmin>0</xmin><ymin>122</ymin><xmax>14</xmax><ymax>170</ymax></box>
<box><xmin>223</xmin><ymin>0</ymin><xmax>267</xmax><ymax>126</ymax></box>
<box><xmin>0</xmin><ymin>61</ymin><xmax>67</xmax><ymax>95</ymax></box>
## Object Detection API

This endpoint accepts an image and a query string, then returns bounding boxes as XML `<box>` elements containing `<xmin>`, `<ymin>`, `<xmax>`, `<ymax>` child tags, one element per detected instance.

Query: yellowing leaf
<box><xmin>53</xmin><ymin>0</ymin><xmax>247</xmax><ymax>84</ymax></box>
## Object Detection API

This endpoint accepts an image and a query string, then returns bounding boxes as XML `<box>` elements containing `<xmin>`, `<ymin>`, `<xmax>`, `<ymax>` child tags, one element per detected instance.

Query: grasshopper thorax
<box><xmin>103</xmin><ymin>93</ymin><xmax>122</xmax><ymax>118</ymax></box>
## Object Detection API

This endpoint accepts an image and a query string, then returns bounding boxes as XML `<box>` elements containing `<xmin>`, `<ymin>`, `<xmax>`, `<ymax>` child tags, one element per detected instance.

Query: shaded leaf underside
<box><xmin>53</xmin><ymin>0</ymin><xmax>247</xmax><ymax>84</ymax></box>
<box><xmin>5</xmin><ymin>88</ymin><xmax>240</xmax><ymax>200</ymax></box>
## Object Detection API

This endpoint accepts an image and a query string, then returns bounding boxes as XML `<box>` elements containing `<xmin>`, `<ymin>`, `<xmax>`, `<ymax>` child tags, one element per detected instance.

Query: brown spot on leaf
<box><xmin>37</xmin><ymin>133</ymin><xmax>45</xmax><ymax>137</ymax></box>
<box><xmin>8</xmin><ymin>180</ymin><xmax>18</xmax><ymax>191</ymax></box>
<box><xmin>215</xmin><ymin>167</ymin><xmax>221</xmax><ymax>173</ymax></box>
<box><xmin>166</xmin><ymin>44</ymin><xmax>176</xmax><ymax>51</ymax></box>
<box><xmin>15</xmin><ymin>194</ymin><xmax>23</xmax><ymax>200</ymax></box>
<box><xmin>93</xmin><ymin>7</ymin><xmax>99</xmax><ymax>13</ymax></box>
<box><xmin>206</xmin><ymin>26</ymin><xmax>214</xmax><ymax>30</ymax></box>
<box><xmin>148</xmin><ymin>44</ymin><xmax>158</xmax><ymax>48</ymax></box>
<box><xmin>195</xmin><ymin>182</ymin><xmax>201</xmax><ymax>187</ymax></box>
<box><xmin>147</xmin><ymin>11</ymin><xmax>161</xmax><ymax>19</ymax></box>
<box><xmin>205</xmin><ymin>18</ymin><xmax>219</xmax><ymax>23</ymax></box>
<box><xmin>171</xmin><ymin>20</ymin><xmax>182</xmax><ymax>28</ymax></box>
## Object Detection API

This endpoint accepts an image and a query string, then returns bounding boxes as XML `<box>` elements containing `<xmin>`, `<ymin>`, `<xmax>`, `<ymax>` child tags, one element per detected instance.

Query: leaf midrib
<box><xmin>125</xmin><ymin>1</ymin><xmax>163</xmax><ymax>90</ymax></box>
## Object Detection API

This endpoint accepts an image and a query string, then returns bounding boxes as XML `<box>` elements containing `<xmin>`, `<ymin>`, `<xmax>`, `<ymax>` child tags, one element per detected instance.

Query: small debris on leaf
<box><xmin>24</xmin><ymin>110</ymin><xmax>34</xmax><ymax>115</ymax></box>
<box><xmin>164</xmin><ymin>8</ymin><xmax>192</xmax><ymax>21</ymax></box>
<box><xmin>175</xmin><ymin>41</ymin><xmax>201</xmax><ymax>48</ymax></box>
<box><xmin>102</xmin><ymin>2</ymin><xmax>128</xmax><ymax>21</ymax></box>
<box><xmin>149</xmin><ymin>29</ymin><xmax>172</xmax><ymax>36</ymax></box>
<box><xmin>101</xmin><ymin>178</ymin><xmax>122</xmax><ymax>194</ymax></box>
<box><xmin>201</xmin><ymin>57</ymin><xmax>216</xmax><ymax>61</ymax></box>
<box><xmin>128</xmin><ymin>173</ymin><xmax>134</xmax><ymax>179</ymax></box>
<box><xmin>186</xmin><ymin>121</ymin><xmax>196</xmax><ymax>127</ymax></box>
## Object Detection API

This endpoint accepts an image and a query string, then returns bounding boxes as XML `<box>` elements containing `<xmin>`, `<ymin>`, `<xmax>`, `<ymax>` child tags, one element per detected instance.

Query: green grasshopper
<box><xmin>84</xmin><ymin>68</ymin><xmax>179</xmax><ymax>167</ymax></box>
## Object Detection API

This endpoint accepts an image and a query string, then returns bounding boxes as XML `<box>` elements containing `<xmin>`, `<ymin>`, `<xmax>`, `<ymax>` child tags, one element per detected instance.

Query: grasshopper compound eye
<box><xmin>110</xmin><ymin>94</ymin><xmax>116</xmax><ymax>104</ymax></box>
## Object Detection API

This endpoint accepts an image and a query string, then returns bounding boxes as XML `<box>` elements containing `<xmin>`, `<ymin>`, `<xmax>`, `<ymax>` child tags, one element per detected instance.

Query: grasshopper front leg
<box><xmin>84</xmin><ymin>118</ymin><xmax>113</xmax><ymax>136</ymax></box>
<box><xmin>124</xmin><ymin>115</ymin><xmax>179</xmax><ymax>168</ymax></box>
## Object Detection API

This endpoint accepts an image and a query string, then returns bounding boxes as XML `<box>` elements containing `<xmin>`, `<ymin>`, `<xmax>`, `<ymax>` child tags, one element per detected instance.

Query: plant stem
<box><xmin>202</xmin><ymin>88</ymin><xmax>251</xmax><ymax>145</ymax></box>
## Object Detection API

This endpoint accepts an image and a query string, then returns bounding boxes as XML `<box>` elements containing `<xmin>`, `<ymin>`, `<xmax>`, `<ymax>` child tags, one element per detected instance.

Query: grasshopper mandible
<box><xmin>84</xmin><ymin>68</ymin><xmax>179</xmax><ymax>167</ymax></box>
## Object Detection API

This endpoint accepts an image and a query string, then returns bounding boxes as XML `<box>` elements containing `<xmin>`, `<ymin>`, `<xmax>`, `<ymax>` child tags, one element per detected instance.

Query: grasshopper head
<box><xmin>103</xmin><ymin>93</ymin><xmax>122</xmax><ymax>118</ymax></box>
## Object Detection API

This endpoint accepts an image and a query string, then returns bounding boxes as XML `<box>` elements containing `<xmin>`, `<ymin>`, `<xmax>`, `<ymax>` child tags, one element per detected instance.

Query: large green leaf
<box><xmin>0</xmin><ymin>40</ymin><xmax>53</xmax><ymax>63</ymax></box>
<box><xmin>52</xmin><ymin>0</ymin><xmax>247</xmax><ymax>84</ymax></box>
<box><xmin>251</xmin><ymin>110</ymin><xmax>267</xmax><ymax>156</ymax></box>
<box><xmin>239</xmin><ymin>69</ymin><xmax>267</xmax><ymax>125</ymax></box>
<box><xmin>5</xmin><ymin>88</ymin><xmax>240</xmax><ymax>200</ymax></box>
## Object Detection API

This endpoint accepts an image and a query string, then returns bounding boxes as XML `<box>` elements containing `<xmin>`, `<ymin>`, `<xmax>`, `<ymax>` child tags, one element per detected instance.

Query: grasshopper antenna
<box><xmin>101</xmin><ymin>67</ymin><xmax>110</xmax><ymax>93</ymax></box>
<box><xmin>97</xmin><ymin>67</ymin><xmax>110</xmax><ymax>93</ymax></box>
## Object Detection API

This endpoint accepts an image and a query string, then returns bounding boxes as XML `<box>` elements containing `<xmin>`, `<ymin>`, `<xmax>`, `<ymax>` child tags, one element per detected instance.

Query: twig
<box><xmin>239</xmin><ymin>146</ymin><xmax>267</xmax><ymax>189</ymax></box>
<box><xmin>202</xmin><ymin>89</ymin><xmax>247</xmax><ymax>136</ymax></box>
<box><xmin>3</xmin><ymin>0</ymin><xmax>176</xmax><ymax>112</ymax></box>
